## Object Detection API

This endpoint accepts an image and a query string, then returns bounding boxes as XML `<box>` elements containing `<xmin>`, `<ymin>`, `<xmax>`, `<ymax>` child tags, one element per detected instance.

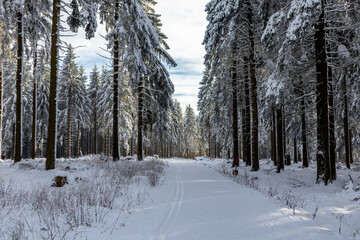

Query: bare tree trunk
<box><xmin>112</xmin><ymin>0</ymin><xmax>120</xmax><ymax>161</ymax></box>
<box><xmin>232</xmin><ymin>47</ymin><xmax>239</xmax><ymax>167</ymax></box>
<box><xmin>244</xmin><ymin>58</ymin><xmax>251</xmax><ymax>166</ymax></box>
<box><xmin>76</xmin><ymin>121</ymin><xmax>80</xmax><ymax>157</ymax></box>
<box><xmin>137</xmin><ymin>77</ymin><xmax>144</xmax><ymax>161</ymax></box>
<box><xmin>349</xmin><ymin>131</ymin><xmax>353</xmax><ymax>164</ymax></box>
<box><xmin>94</xmin><ymin>111</ymin><xmax>97</xmax><ymax>154</ymax></box>
<box><xmin>272</xmin><ymin>107</ymin><xmax>277</xmax><ymax>166</ymax></box>
<box><xmin>328</xmin><ymin>65</ymin><xmax>336</xmax><ymax>179</ymax></box>
<box><xmin>67</xmin><ymin>89</ymin><xmax>71</xmax><ymax>158</ymax></box>
<box><xmin>31</xmin><ymin>45</ymin><xmax>38</xmax><ymax>159</ymax></box>
<box><xmin>293</xmin><ymin>138</ymin><xmax>297</xmax><ymax>163</ymax></box>
<box><xmin>282</xmin><ymin>106</ymin><xmax>286</xmax><ymax>156</ymax></box>
<box><xmin>315</xmin><ymin>3</ymin><xmax>330</xmax><ymax>184</ymax></box>
<box><xmin>276</xmin><ymin>108</ymin><xmax>284</xmax><ymax>172</ymax></box>
<box><xmin>0</xmin><ymin>60</ymin><xmax>3</xmax><ymax>159</ymax></box>
<box><xmin>247</xmin><ymin>2</ymin><xmax>259</xmax><ymax>171</ymax></box>
<box><xmin>343</xmin><ymin>73</ymin><xmax>350</xmax><ymax>169</ymax></box>
<box><xmin>301</xmin><ymin>89</ymin><xmax>308</xmax><ymax>168</ymax></box>
<box><xmin>46</xmin><ymin>0</ymin><xmax>60</xmax><ymax>170</ymax></box>
<box><xmin>15</xmin><ymin>11</ymin><xmax>23</xmax><ymax>163</ymax></box>
<box><xmin>208</xmin><ymin>114</ymin><xmax>211</xmax><ymax>157</ymax></box>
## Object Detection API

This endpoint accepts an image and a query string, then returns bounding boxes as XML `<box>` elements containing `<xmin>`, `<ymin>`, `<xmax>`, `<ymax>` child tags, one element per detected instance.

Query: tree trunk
<box><xmin>301</xmin><ymin>90</ymin><xmax>308</xmax><ymax>168</ymax></box>
<box><xmin>15</xmin><ymin>11</ymin><xmax>23</xmax><ymax>163</ymax></box>
<box><xmin>12</xmin><ymin>124</ymin><xmax>15</xmax><ymax>160</ymax></box>
<box><xmin>343</xmin><ymin>73</ymin><xmax>350</xmax><ymax>169</ymax></box>
<box><xmin>137</xmin><ymin>77</ymin><xmax>144</xmax><ymax>161</ymax></box>
<box><xmin>0</xmin><ymin>60</ymin><xmax>3</xmax><ymax>159</ymax></box>
<box><xmin>31</xmin><ymin>45</ymin><xmax>38</xmax><ymax>159</ymax></box>
<box><xmin>112</xmin><ymin>0</ymin><xmax>120</xmax><ymax>161</ymax></box>
<box><xmin>293</xmin><ymin>138</ymin><xmax>297</xmax><ymax>163</ymax></box>
<box><xmin>67</xmin><ymin>88</ymin><xmax>71</xmax><ymax>158</ymax></box>
<box><xmin>349</xmin><ymin>131</ymin><xmax>353</xmax><ymax>164</ymax></box>
<box><xmin>272</xmin><ymin>107</ymin><xmax>277</xmax><ymax>166</ymax></box>
<box><xmin>328</xmin><ymin>65</ymin><xmax>336</xmax><ymax>179</ymax></box>
<box><xmin>46</xmin><ymin>0</ymin><xmax>60</xmax><ymax>170</ymax></box>
<box><xmin>282</xmin><ymin>106</ymin><xmax>286</xmax><ymax>156</ymax></box>
<box><xmin>76</xmin><ymin>121</ymin><xmax>80</xmax><ymax>157</ymax></box>
<box><xmin>247</xmin><ymin>2</ymin><xmax>259</xmax><ymax>171</ymax></box>
<box><xmin>208</xmin><ymin>114</ymin><xmax>211</xmax><ymax>157</ymax></box>
<box><xmin>315</xmin><ymin>3</ymin><xmax>330</xmax><ymax>184</ymax></box>
<box><xmin>94</xmin><ymin>111</ymin><xmax>97</xmax><ymax>154</ymax></box>
<box><xmin>232</xmin><ymin>48</ymin><xmax>239</xmax><ymax>167</ymax></box>
<box><xmin>244</xmin><ymin>58</ymin><xmax>251</xmax><ymax>166</ymax></box>
<box><xmin>276</xmin><ymin>108</ymin><xmax>284</xmax><ymax>172</ymax></box>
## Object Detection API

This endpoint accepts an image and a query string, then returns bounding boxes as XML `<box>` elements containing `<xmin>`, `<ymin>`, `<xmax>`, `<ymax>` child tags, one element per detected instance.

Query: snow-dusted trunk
<box><xmin>31</xmin><ymin>45</ymin><xmax>38</xmax><ymax>159</ymax></box>
<box><xmin>328</xmin><ymin>65</ymin><xmax>336</xmax><ymax>179</ymax></box>
<box><xmin>76</xmin><ymin>121</ymin><xmax>80</xmax><ymax>158</ymax></box>
<box><xmin>112</xmin><ymin>0</ymin><xmax>120</xmax><ymax>161</ymax></box>
<box><xmin>282</xmin><ymin>105</ymin><xmax>286</xmax><ymax>156</ymax></box>
<box><xmin>15</xmin><ymin>11</ymin><xmax>23</xmax><ymax>163</ymax></box>
<box><xmin>137</xmin><ymin>77</ymin><xmax>144</xmax><ymax>161</ymax></box>
<box><xmin>342</xmin><ymin>73</ymin><xmax>350</xmax><ymax>169</ymax></box>
<box><xmin>0</xmin><ymin>60</ymin><xmax>3</xmax><ymax>159</ymax></box>
<box><xmin>272</xmin><ymin>107</ymin><xmax>277</xmax><ymax>166</ymax></box>
<box><xmin>293</xmin><ymin>138</ymin><xmax>297</xmax><ymax>164</ymax></box>
<box><xmin>315</xmin><ymin>3</ymin><xmax>330</xmax><ymax>184</ymax></box>
<box><xmin>243</xmin><ymin>58</ymin><xmax>251</xmax><ymax>166</ymax></box>
<box><xmin>231</xmin><ymin>49</ymin><xmax>239</xmax><ymax>167</ymax></box>
<box><xmin>208</xmin><ymin>114</ymin><xmax>211</xmax><ymax>157</ymax></box>
<box><xmin>301</xmin><ymin>88</ymin><xmax>308</xmax><ymax>168</ymax></box>
<box><xmin>276</xmin><ymin>107</ymin><xmax>284</xmax><ymax>172</ymax></box>
<box><xmin>247</xmin><ymin>2</ymin><xmax>259</xmax><ymax>171</ymax></box>
<box><xmin>46</xmin><ymin>0</ymin><xmax>60</xmax><ymax>170</ymax></box>
<box><xmin>93</xmin><ymin>110</ymin><xmax>97</xmax><ymax>154</ymax></box>
<box><xmin>67</xmin><ymin>88</ymin><xmax>72</xmax><ymax>158</ymax></box>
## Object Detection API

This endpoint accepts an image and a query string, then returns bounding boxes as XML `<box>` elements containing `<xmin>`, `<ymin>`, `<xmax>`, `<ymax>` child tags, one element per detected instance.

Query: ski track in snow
<box><xmin>154</xmin><ymin>163</ymin><xmax>183</xmax><ymax>240</ymax></box>
<box><xmin>97</xmin><ymin>158</ymin><xmax>354</xmax><ymax>240</ymax></box>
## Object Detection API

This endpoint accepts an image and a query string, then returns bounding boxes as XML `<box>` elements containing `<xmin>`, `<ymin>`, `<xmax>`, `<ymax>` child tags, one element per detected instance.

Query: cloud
<box><xmin>64</xmin><ymin>0</ymin><xmax>207</xmax><ymax>114</ymax></box>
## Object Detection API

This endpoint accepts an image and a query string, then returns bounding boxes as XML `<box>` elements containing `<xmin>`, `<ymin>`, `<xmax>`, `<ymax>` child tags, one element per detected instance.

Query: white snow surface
<box><xmin>1</xmin><ymin>157</ymin><xmax>360</xmax><ymax>239</ymax></box>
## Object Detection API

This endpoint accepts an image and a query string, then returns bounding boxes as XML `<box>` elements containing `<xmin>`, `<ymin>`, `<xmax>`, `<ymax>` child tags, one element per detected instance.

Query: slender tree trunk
<box><xmin>328</xmin><ymin>65</ymin><xmax>336</xmax><ymax>179</ymax></box>
<box><xmin>94</xmin><ymin>111</ymin><xmax>97</xmax><ymax>154</ymax></box>
<box><xmin>0</xmin><ymin>60</ymin><xmax>3</xmax><ymax>159</ymax></box>
<box><xmin>343</xmin><ymin>73</ymin><xmax>350</xmax><ymax>169</ymax></box>
<box><xmin>137</xmin><ymin>77</ymin><xmax>144</xmax><ymax>161</ymax></box>
<box><xmin>349</xmin><ymin>131</ymin><xmax>353</xmax><ymax>164</ymax></box>
<box><xmin>67</xmin><ymin>89</ymin><xmax>71</xmax><ymax>158</ymax></box>
<box><xmin>272</xmin><ymin>107</ymin><xmax>277</xmax><ymax>166</ymax></box>
<box><xmin>12</xmin><ymin>124</ymin><xmax>15</xmax><ymax>160</ymax></box>
<box><xmin>232</xmin><ymin>48</ymin><xmax>239</xmax><ymax>167</ymax></box>
<box><xmin>15</xmin><ymin>11</ymin><xmax>23</xmax><ymax>163</ymax></box>
<box><xmin>244</xmin><ymin>58</ymin><xmax>251</xmax><ymax>166</ymax></box>
<box><xmin>76</xmin><ymin>121</ymin><xmax>80</xmax><ymax>157</ymax></box>
<box><xmin>208</xmin><ymin>114</ymin><xmax>211</xmax><ymax>157</ymax></box>
<box><xmin>112</xmin><ymin>0</ymin><xmax>120</xmax><ymax>161</ymax></box>
<box><xmin>315</xmin><ymin>3</ymin><xmax>330</xmax><ymax>184</ymax></box>
<box><xmin>294</xmin><ymin>138</ymin><xmax>298</xmax><ymax>163</ymax></box>
<box><xmin>301</xmin><ymin>91</ymin><xmax>308</xmax><ymax>168</ymax></box>
<box><xmin>46</xmin><ymin>0</ymin><xmax>60</xmax><ymax>170</ymax></box>
<box><xmin>276</xmin><ymin>107</ymin><xmax>284</xmax><ymax>172</ymax></box>
<box><xmin>247</xmin><ymin>3</ymin><xmax>259</xmax><ymax>171</ymax></box>
<box><xmin>282</xmin><ymin>106</ymin><xmax>286</xmax><ymax>156</ymax></box>
<box><xmin>31</xmin><ymin>45</ymin><xmax>38</xmax><ymax>159</ymax></box>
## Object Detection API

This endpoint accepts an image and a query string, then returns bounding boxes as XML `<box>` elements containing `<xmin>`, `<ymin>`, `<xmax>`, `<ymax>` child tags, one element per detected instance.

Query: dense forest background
<box><xmin>0</xmin><ymin>0</ymin><xmax>360</xmax><ymax>185</ymax></box>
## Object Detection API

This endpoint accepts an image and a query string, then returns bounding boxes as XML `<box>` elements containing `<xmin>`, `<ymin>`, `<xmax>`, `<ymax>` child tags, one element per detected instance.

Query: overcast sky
<box><xmin>67</xmin><ymin>0</ymin><xmax>208</xmax><ymax>113</ymax></box>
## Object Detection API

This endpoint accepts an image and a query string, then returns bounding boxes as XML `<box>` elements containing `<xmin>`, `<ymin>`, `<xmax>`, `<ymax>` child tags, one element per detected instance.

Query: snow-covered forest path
<box><xmin>111</xmin><ymin>159</ymin><xmax>342</xmax><ymax>240</ymax></box>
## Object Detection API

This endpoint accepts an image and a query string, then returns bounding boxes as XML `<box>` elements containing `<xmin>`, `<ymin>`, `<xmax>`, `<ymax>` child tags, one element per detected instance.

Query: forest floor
<box><xmin>0</xmin><ymin>157</ymin><xmax>359</xmax><ymax>239</ymax></box>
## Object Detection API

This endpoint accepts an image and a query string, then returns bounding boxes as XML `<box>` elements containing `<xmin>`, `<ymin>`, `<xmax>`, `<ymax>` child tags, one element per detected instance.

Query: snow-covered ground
<box><xmin>196</xmin><ymin>157</ymin><xmax>360</xmax><ymax>240</ymax></box>
<box><xmin>1</xmin><ymin>157</ymin><xmax>359</xmax><ymax>239</ymax></box>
